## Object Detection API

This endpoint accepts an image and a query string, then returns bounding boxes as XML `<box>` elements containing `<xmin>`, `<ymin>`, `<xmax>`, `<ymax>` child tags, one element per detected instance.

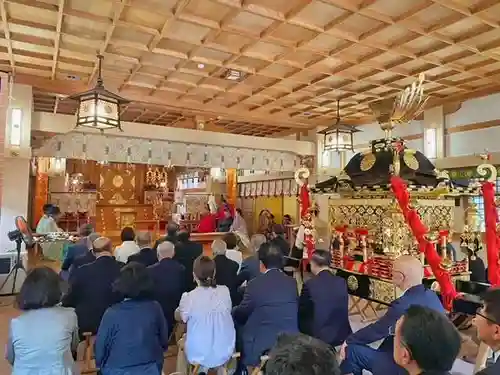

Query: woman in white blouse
<box><xmin>114</xmin><ymin>227</ymin><xmax>140</xmax><ymax>263</ymax></box>
<box><xmin>175</xmin><ymin>256</ymin><xmax>235</xmax><ymax>374</ymax></box>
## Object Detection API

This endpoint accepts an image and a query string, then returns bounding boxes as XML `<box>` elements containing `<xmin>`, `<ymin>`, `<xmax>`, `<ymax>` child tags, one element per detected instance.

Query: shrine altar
<box><xmin>96</xmin><ymin>204</ymin><xmax>154</xmax><ymax>238</ymax></box>
<box><xmin>190</xmin><ymin>232</ymin><xmax>226</xmax><ymax>255</ymax></box>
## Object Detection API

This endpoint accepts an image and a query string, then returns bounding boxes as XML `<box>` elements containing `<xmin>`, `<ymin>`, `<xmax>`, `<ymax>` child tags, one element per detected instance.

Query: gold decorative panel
<box><xmin>99</xmin><ymin>164</ymin><xmax>138</xmax><ymax>205</ymax></box>
<box><xmin>369</xmin><ymin>279</ymin><xmax>398</xmax><ymax>304</ymax></box>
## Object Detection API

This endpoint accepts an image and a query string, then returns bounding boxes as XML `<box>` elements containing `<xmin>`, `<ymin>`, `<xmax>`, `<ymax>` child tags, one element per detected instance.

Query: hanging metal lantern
<box><xmin>318</xmin><ymin>100</ymin><xmax>360</xmax><ymax>152</ymax></box>
<box><xmin>67</xmin><ymin>54</ymin><xmax>130</xmax><ymax>132</ymax></box>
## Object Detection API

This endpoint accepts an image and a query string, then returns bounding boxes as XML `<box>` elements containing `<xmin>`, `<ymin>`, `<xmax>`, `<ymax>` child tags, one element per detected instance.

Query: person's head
<box><xmin>283</xmin><ymin>214</ymin><xmax>292</xmax><ymax>223</ymax></box>
<box><xmin>223</xmin><ymin>232</ymin><xmax>238</xmax><ymax>250</ymax></box>
<box><xmin>250</xmin><ymin>234</ymin><xmax>266</xmax><ymax>253</ymax></box>
<box><xmin>16</xmin><ymin>267</ymin><xmax>62</xmax><ymax>310</ymax></box>
<box><xmin>113</xmin><ymin>262</ymin><xmax>154</xmax><ymax>300</ymax></box>
<box><xmin>236</xmin><ymin>208</ymin><xmax>243</xmax><ymax>217</ymax></box>
<box><xmin>157</xmin><ymin>241</ymin><xmax>175</xmax><ymax>260</ymax></box>
<box><xmin>392</xmin><ymin>255</ymin><xmax>424</xmax><ymax>291</ymax></box>
<box><xmin>193</xmin><ymin>256</ymin><xmax>216</xmax><ymax>288</ymax></box>
<box><xmin>166</xmin><ymin>222</ymin><xmax>179</xmax><ymax>237</ymax></box>
<box><xmin>78</xmin><ymin>224</ymin><xmax>94</xmax><ymax>238</ymax></box>
<box><xmin>258</xmin><ymin>242</ymin><xmax>284</xmax><ymax>272</ymax></box>
<box><xmin>86</xmin><ymin>232</ymin><xmax>101</xmax><ymax>249</ymax></box>
<box><xmin>212</xmin><ymin>239</ymin><xmax>227</xmax><ymax>256</ymax></box>
<box><xmin>120</xmin><ymin>226</ymin><xmax>135</xmax><ymax>242</ymax></box>
<box><xmin>93</xmin><ymin>236</ymin><xmax>113</xmax><ymax>255</ymax></box>
<box><xmin>42</xmin><ymin>203</ymin><xmax>53</xmax><ymax>215</ymax></box>
<box><xmin>473</xmin><ymin>287</ymin><xmax>500</xmax><ymax>351</ymax></box>
<box><xmin>310</xmin><ymin>249</ymin><xmax>331</xmax><ymax>275</ymax></box>
<box><xmin>177</xmin><ymin>230</ymin><xmax>190</xmax><ymax>243</ymax></box>
<box><xmin>48</xmin><ymin>205</ymin><xmax>61</xmax><ymax>220</ymax></box>
<box><xmin>265</xmin><ymin>332</ymin><xmax>340</xmax><ymax>375</ymax></box>
<box><xmin>393</xmin><ymin>305</ymin><xmax>461</xmax><ymax>375</ymax></box>
<box><xmin>136</xmin><ymin>231</ymin><xmax>152</xmax><ymax>249</ymax></box>
<box><xmin>272</xmin><ymin>224</ymin><xmax>285</xmax><ymax>239</ymax></box>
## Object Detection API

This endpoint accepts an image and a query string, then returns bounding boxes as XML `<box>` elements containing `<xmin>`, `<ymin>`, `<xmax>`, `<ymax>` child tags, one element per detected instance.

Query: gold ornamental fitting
<box><xmin>441</xmin><ymin>258</ymin><xmax>454</xmax><ymax>271</ymax></box>
<box><xmin>424</xmin><ymin>230</ymin><xmax>439</xmax><ymax>243</ymax></box>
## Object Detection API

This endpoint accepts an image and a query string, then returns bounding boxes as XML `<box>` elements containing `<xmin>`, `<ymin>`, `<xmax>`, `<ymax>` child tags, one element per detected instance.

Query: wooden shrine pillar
<box><xmin>32</xmin><ymin>172</ymin><xmax>49</xmax><ymax>228</ymax></box>
<box><xmin>226</xmin><ymin>168</ymin><xmax>237</xmax><ymax>208</ymax></box>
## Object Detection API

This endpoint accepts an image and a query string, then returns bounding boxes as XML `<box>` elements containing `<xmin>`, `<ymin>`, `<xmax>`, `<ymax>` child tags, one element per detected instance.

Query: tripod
<box><xmin>0</xmin><ymin>236</ymin><xmax>26</xmax><ymax>296</ymax></box>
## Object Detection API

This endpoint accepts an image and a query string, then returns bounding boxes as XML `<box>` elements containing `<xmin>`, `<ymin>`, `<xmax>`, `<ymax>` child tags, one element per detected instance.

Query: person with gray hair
<box><xmin>128</xmin><ymin>231</ymin><xmax>158</xmax><ymax>267</ymax></box>
<box><xmin>237</xmin><ymin>234</ymin><xmax>267</xmax><ymax>286</ymax></box>
<box><xmin>213</xmin><ymin>239</ymin><xmax>240</xmax><ymax>305</ymax></box>
<box><xmin>148</xmin><ymin>241</ymin><xmax>186</xmax><ymax>334</ymax></box>
<box><xmin>62</xmin><ymin>232</ymin><xmax>101</xmax><ymax>280</ymax></box>
<box><xmin>60</xmin><ymin>225</ymin><xmax>95</xmax><ymax>275</ymax></box>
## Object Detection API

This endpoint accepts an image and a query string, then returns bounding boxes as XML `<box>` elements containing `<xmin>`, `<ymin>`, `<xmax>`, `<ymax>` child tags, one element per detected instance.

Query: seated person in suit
<box><xmin>474</xmin><ymin>288</ymin><xmax>500</xmax><ymax>375</ymax></box>
<box><xmin>223</xmin><ymin>232</ymin><xmax>243</xmax><ymax>272</ymax></box>
<box><xmin>68</xmin><ymin>232</ymin><xmax>101</xmax><ymax>280</ymax></box>
<box><xmin>299</xmin><ymin>250</ymin><xmax>351</xmax><ymax>347</ymax></box>
<box><xmin>95</xmin><ymin>262</ymin><xmax>169</xmax><ymax>375</ymax></box>
<box><xmin>212</xmin><ymin>239</ymin><xmax>240</xmax><ymax>306</ymax></box>
<box><xmin>153</xmin><ymin>222</ymin><xmax>179</xmax><ymax>250</ymax></box>
<box><xmin>175</xmin><ymin>256</ymin><xmax>235</xmax><ymax>374</ymax></box>
<box><xmin>128</xmin><ymin>231</ymin><xmax>157</xmax><ymax>267</ymax></box>
<box><xmin>340</xmin><ymin>255</ymin><xmax>445</xmax><ymax>375</ymax></box>
<box><xmin>233</xmin><ymin>242</ymin><xmax>299</xmax><ymax>369</ymax></box>
<box><xmin>61</xmin><ymin>224</ymin><xmax>94</xmax><ymax>273</ymax></box>
<box><xmin>265</xmin><ymin>332</ymin><xmax>341</xmax><ymax>375</ymax></box>
<box><xmin>238</xmin><ymin>234</ymin><xmax>267</xmax><ymax>286</ymax></box>
<box><xmin>394</xmin><ymin>305</ymin><xmax>461</xmax><ymax>375</ymax></box>
<box><xmin>114</xmin><ymin>226</ymin><xmax>140</xmax><ymax>263</ymax></box>
<box><xmin>148</xmin><ymin>241</ymin><xmax>185</xmax><ymax>334</ymax></box>
<box><xmin>62</xmin><ymin>237</ymin><xmax>122</xmax><ymax>337</ymax></box>
<box><xmin>174</xmin><ymin>231</ymin><xmax>203</xmax><ymax>292</ymax></box>
<box><xmin>270</xmin><ymin>224</ymin><xmax>290</xmax><ymax>258</ymax></box>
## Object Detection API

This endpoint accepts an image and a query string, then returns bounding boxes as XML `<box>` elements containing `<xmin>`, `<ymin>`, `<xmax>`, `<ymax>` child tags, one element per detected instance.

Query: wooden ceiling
<box><xmin>4</xmin><ymin>0</ymin><xmax>500</xmax><ymax>135</ymax></box>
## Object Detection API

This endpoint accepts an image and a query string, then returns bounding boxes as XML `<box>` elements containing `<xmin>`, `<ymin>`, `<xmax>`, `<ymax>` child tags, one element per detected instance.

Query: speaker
<box><xmin>0</xmin><ymin>251</ymin><xmax>27</xmax><ymax>294</ymax></box>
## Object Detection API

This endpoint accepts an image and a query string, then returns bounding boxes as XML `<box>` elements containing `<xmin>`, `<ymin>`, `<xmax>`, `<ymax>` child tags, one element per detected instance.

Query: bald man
<box><xmin>148</xmin><ymin>241</ymin><xmax>185</xmax><ymax>333</ymax></box>
<box><xmin>340</xmin><ymin>255</ymin><xmax>445</xmax><ymax>375</ymax></box>
<box><xmin>63</xmin><ymin>236</ymin><xmax>122</xmax><ymax>337</ymax></box>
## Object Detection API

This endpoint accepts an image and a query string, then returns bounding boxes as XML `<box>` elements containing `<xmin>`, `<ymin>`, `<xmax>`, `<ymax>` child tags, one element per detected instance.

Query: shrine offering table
<box><xmin>191</xmin><ymin>232</ymin><xmax>226</xmax><ymax>256</ymax></box>
<box><xmin>96</xmin><ymin>204</ymin><xmax>154</xmax><ymax>239</ymax></box>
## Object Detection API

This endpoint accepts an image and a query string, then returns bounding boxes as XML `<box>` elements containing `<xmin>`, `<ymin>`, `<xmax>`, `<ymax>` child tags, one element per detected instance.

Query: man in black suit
<box><xmin>299</xmin><ymin>250</ymin><xmax>351</xmax><ymax>348</ymax></box>
<box><xmin>270</xmin><ymin>224</ymin><xmax>290</xmax><ymax>258</ymax></box>
<box><xmin>238</xmin><ymin>234</ymin><xmax>266</xmax><ymax>286</ymax></box>
<box><xmin>233</xmin><ymin>242</ymin><xmax>299</xmax><ymax>369</ymax></box>
<box><xmin>61</xmin><ymin>224</ymin><xmax>94</xmax><ymax>274</ymax></box>
<box><xmin>128</xmin><ymin>231</ymin><xmax>158</xmax><ymax>267</ymax></box>
<box><xmin>153</xmin><ymin>222</ymin><xmax>179</xmax><ymax>250</ymax></box>
<box><xmin>67</xmin><ymin>232</ymin><xmax>101</xmax><ymax>281</ymax></box>
<box><xmin>148</xmin><ymin>241</ymin><xmax>185</xmax><ymax>334</ymax></box>
<box><xmin>393</xmin><ymin>305</ymin><xmax>461</xmax><ymax>375</ymax></box>
<box><xmin>474</xmin><ymin>288</ymin><xmax>500</xmax><ymax>375</ymax></box>
<box><xmin>62</xmin><ymin>237</ymin><xmax>122</xmax><ymax>337</ymax></box>
<box><xmin>174</xmin><ymin>230</ymin><xmax>203</xmax><ymax>292</ymax></box>
<box><xmin>212</xmin><ymin>239</ymin><xmax>239</xmax><ymax>306</ymax></box>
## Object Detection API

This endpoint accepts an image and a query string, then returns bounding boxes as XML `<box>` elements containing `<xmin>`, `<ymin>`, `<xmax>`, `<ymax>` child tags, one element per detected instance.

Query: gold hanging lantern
<box><xmin>318</xmin><ymin>100</ymin><xmax>360</xmax><ymax>153</ymax></box>
<box><xmin>67</xmin><ymin>55</ymin><xmax>130</xmax><ymax>132</ymax></box>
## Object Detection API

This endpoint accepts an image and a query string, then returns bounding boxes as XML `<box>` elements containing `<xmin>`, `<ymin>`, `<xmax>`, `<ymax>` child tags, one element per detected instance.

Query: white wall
<box><xmin>0</xmin><ymin>84</ymin><xmax>32</xmax><ymax>252</ymax></box>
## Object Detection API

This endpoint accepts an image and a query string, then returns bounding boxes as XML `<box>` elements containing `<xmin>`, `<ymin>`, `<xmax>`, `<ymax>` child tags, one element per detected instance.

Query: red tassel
<box><xmin>390</xmin><ymin>176</ymin><xmax>457</xmax><ymax>310</ymax></box>
<box><xmin>482</xmin><ymin>182</ymin><xmax>500</xmax><ymax>286</ymax></box>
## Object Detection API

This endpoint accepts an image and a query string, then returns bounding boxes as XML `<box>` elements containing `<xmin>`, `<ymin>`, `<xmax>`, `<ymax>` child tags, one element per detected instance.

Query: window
<box><xmin>470</xmin><ymin>178</ymin><xmax>500</xmax><ymax>231</ymax></box>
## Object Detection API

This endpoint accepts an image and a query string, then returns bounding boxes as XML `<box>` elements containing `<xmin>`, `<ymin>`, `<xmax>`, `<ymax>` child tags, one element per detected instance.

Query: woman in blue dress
<box><xmin>95</xmin><ymin>262</ymin><xmax>169</xmax><ymax>375</ymax></box>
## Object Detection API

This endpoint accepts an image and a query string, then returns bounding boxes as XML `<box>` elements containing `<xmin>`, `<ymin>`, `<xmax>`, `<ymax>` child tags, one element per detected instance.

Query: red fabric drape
<box><xmin>299</xmin><ymin>183</ymin><xmax>315</xmax><ymax>269</ymax></box>
<box><xmin>390</xmin><ymin>176</ymin><xmax>457</xmax><ymax>309</ymax></box>
<box><xmin>482</xmin><ymin>182</ymin><xmax>500</xmax><ymax>286</ymax></box>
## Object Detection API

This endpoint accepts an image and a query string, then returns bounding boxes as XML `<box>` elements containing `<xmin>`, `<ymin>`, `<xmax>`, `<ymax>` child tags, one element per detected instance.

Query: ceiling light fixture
<box><xmin>197</xmin><ymin>63</ymin><xmax>205</xmax><ymax>69</ymax></box>
<box><xmin>222</xmin><ymin>69</ymin><xmax>245</xmax><ymax>81</ymax></box>
<box><xmin>318</xmin><ymin>100</ymin><xmax>360</xmax><ymax>153</ymax></box>
<box><xmin>67</xmin><ymin>54</ymin><xmax>130</xmax><ymax>132</ymax></box>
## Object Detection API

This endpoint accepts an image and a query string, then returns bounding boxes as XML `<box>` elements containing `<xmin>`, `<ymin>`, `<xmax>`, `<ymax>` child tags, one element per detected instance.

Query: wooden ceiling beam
<box><xmin>51</xmin><ymin>0</ymin><xmax>65</xmax><ymax>80</ymax></box>
<box><xmin>0</xmin><ymin>0</ymin><xmax>14</xmax><ymax>72</ymax></box>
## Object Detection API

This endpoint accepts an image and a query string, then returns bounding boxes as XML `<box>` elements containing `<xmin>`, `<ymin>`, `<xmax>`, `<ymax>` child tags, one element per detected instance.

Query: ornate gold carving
<box><xmin>370</xmin><ymin>279</ymin><xmax>397</xmax><ymax>304</ymax></box>
<box><xmin>403</xmin><ymin>151</ymin><xmax>419</xmax><ymax>170</ymax></box>
<box><xmin>360</xmin><ymin>153</ymin><xmax>376</xmax><ymax>171</ymax></box>
<box><xmin>112</xmin><ymin>175</ymin><xmax>124</xmax><ymax>187</ymax></box>
<box><xmin>347</xmin><ymin>275</ymin><xmax>359</xmax><ymax>292</ymax></box>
